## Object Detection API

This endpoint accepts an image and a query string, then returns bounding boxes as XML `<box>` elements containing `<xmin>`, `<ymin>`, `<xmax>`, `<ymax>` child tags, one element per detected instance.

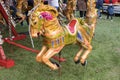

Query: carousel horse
<box><xmin>16</xmin><ymin>0</ymin><xmax>28</xmax><ymax>22</ymax></box>
<box><xmin>29</xmin><ymin>0</ymin><xmax>97</xmax><ymax>70</ymax></box>
<box><xmin>16</xmin><ymin>0</ymin><xmax>43</xmax><ymax>23</ymax></box>
<box><xmin>63</xmin><ymin>0</ymin><xmax>77</xmax><ymax>21</ymax></box>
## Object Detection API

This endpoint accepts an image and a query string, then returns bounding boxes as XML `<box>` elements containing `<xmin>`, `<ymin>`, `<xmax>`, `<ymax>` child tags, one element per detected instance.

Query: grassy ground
<box><xmin>0</xmin><ymin>14</ymin><xmax>120</xmax><ymax>80</ymax></box>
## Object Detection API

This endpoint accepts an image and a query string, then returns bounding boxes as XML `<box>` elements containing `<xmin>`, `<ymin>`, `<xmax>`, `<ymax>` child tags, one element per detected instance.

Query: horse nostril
<box><xmin>37</xmin><ymin>32</ymin><xmax>40</xmax><ymax>36</ymax></box>
<box><xmin>33</xmin><ymin>21</ymin><xmax>37</xmax><ymax>25</ymax></box>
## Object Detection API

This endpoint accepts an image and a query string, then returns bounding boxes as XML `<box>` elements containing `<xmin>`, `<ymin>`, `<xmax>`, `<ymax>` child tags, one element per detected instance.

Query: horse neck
<box><xmin>85</xmin><ymin>4</ymin><xmax>97</xmax><ymax>38</ymax></box>
<box><xmin>85</xmin><ymin>8</ymin><xmax>97</xmax><ymax>25</ymax></box>
<box><xmin>43</xmin><ymin>18</ymin><xmax>63</xmax><ymax>35</ymax></box>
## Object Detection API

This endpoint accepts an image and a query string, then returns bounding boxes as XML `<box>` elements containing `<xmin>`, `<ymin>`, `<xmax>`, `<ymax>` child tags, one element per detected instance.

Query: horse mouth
<box><xmin>37</xmin><ymin>32</ymin><xmax>40</xmax><ymax>37</ymax></box>
<box><xmin>31</xmin><ymin>33</ymin><xmax>38</xmax><ymax>38</ymax></box>
<box><xmin>30</xmin><ymin>28</ymin><xmax>39</xmax><ymax>38</ymax></box>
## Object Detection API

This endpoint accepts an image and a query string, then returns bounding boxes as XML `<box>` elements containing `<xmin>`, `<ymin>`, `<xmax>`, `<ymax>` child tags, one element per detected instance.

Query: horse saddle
<box><xmin>66</xmin><ymin>19</ymin><xmax>77</xmax><ymax>35</ymax></box>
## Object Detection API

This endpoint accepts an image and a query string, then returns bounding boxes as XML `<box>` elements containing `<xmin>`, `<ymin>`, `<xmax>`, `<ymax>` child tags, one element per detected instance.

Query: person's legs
<box><xmin>97</xmin><ymin>9</ymin><xmax>101</xmax><ymax>18</ymax></box>
<box><xmin>10</xmin><ymin>6</ymin><xmax>17</xmax><ymax>18</ymax></box>
<box><xmin>98</xmin><ymin>8</ymin><xmax>102</xmax><ymax>18</ymax></box>
<box><xmin>110</xmin><ymin>14</ymin><xmax>113</xmax><ymax>20</ymax></box>
<box><xmin>84</xmin><ymin>11</ymin><xmax>86</xmax><ymax>18</ymax></box>
<box><xmin>107</xmin><ymin>13</ymin><xmax>109</xmax><ymax>19</ymax></box>
<box><xmin>110</xmin><ymin>14</ymin><xmax>113</xmax><ymax>21</ymax></box>
<box><xmin>79</xmin><ymin>11</ymin><xmax>83</xmax><ymax>18</ymax></box>
<box><xmin>20</xmin><ymin>21</ymin><xmax>23</xmax><ymax>26</ymax></box>
<box><xmin>25</xmin><ymin>11</ymin><xmax>29</xmax><ymax>25</ymax></box>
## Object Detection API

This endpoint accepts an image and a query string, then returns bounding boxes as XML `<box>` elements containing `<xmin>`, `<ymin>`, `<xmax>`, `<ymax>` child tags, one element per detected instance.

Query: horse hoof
<box><xmin>81</xmin><ymin>60</ymin><xmax>87</xmax><ymax>66</ymax></box>
<box><xmin>74</xmin><ymin>60</ymin><xmax>80</xmax><ymax>64</ymax></box>
<box><xmin>51</xmin><ymin>61</ymin><xmax>60</xmax><ymax>70</ymax></box>
<box><xmin>54</xmin><ymin>62</ymin><xmax>60</xmax><ymax>68</ymax></box>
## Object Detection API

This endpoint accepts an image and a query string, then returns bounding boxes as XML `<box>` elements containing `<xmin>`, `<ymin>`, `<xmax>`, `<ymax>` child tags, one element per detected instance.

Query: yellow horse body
<box><xmin>29</xmin><ymin>0</ymin><xmax>97</xmax><ymax>70</ymax></box>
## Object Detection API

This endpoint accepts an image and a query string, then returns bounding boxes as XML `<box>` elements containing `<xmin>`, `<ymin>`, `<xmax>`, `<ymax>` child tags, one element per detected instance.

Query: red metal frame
<box><xmin>4</xmin><ymin>39</ymin><xmax>66</xmax><ymax>62</ymax></box>
<box><xmin>0</xmin><ymin>46</ymin><xmax>15</xmax><ymax>68</ymax></box>
<box><xmin>0</xmin><ymin>1</ymin><xmax>26</xmax><ymax>68</ymax></box>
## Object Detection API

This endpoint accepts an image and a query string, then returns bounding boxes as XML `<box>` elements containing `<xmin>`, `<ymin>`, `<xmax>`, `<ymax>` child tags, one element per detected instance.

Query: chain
<box><xmin>58</xmin><ymin>0</ymin><xmax>66</xmax><ymax>25</ymax></box>
<box><xmin>6</xmin><ymin>0</ymin><xmax>12</xmax><ymax>40</ymax></box>
<box><xmin>0</xmin><ymin>0</ymin><xmax>16</xmax><ymax>27</ymax></box>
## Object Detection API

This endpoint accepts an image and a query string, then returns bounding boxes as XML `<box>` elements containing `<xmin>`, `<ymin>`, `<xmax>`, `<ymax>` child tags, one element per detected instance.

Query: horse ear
<box><xmin>49</xmin><ymin>9</ymin><xmax>58</xmax><ymax>17</ymax></box>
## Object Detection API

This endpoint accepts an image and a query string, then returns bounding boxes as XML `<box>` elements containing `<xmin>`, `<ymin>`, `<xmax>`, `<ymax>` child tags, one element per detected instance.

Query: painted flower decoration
<box><xmin>40</xmin><ymin>12</ymin><xmax>53</xmax><ymax>20</ymax></box>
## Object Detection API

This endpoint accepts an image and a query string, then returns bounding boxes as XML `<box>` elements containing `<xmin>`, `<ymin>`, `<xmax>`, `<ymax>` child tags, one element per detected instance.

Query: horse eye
<box><xmin>39</xmin><ymin>15</ymin><xmax>43</xmax><ymax>19</ymax></box>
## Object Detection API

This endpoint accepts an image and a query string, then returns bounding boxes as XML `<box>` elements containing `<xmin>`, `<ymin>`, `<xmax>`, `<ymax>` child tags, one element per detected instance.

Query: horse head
<box><xmin>29</xmin><ymin>4</ymin><xmax>58</xmax><ymax>37</ymax></box>
<box><xmin>87</xmin><ymin>0</ymin><xmax>96</xmax><ymax>9</ymax></box>
<box><xmin>85</xmin><ymin>0</ymin><xmax>97</xmax><ymax>26</ymax></box>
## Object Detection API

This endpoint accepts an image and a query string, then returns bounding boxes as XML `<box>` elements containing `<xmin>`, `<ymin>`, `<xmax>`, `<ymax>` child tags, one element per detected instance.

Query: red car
<box><xmin>104</xmin><ymin>0</ymin><xmax>118</xmax><ymax>3</ymax></box>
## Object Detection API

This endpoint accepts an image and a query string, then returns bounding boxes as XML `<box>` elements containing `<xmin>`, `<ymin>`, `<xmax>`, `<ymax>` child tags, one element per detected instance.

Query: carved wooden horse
<box><xmin>63</xmin><ymin>0</ymin><xmax>77</xmax><ymax>21</ymax></box>
<box><xmin>29</xmin><ymin>0</ymin><xmax>97</xmax><ymax>70</ymax></box>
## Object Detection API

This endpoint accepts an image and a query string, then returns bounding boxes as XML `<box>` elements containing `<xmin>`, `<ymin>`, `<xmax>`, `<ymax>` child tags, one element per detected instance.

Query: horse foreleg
<box><xmin>42</xmin><ymin>46</ymin><xmax>64</xmax><ymax>70</ymax></box>
<box><xmin>80</xmin><ymin>45</ymin><xmax>92</xmax><ymax>65</ymax></box>
<box><xmin>17</xmin><ymin>13</ymin><xmax>26</xmax><ymax>22</ymax></box>
<box><xmin>36</xmin><ymin>45</ymin><xmax>47</xmax><ymax>62</ymax></box>
<box><xmin>66</xmin><ymin>14</ymin><xmax>71</xmax><ymax>21</ymax></box>
<box><xmin>74</xmin><ymin>47</ymin><xmax>84</xmax><ymax>64</ymax></box>
<box><xmin>70</xmin><ymin>12</ymin><xmax>74</xmax><ymax>20</ymax></box>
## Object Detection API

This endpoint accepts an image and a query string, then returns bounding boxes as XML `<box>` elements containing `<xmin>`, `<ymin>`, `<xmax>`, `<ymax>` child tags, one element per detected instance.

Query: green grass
<box><xmin>0</xmin><ymin>14</ymin><xmax>120</xmax><ymax>80</ymax></box>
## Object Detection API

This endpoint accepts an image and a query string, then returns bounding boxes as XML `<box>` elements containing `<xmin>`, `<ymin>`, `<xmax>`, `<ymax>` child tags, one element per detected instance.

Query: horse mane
<box><xmin>37</xmin><ymin>4</ymin><xmax>58</xmax><ymax>17</ymax></box>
